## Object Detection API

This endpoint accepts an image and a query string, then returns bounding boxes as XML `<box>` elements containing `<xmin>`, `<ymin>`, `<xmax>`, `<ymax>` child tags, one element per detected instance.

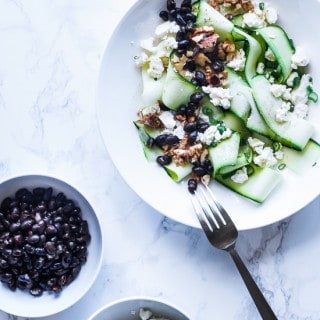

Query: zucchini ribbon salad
<box><xmin>134</xmin><ymin>0</ymin><xmax>320</xmax><ymax>203</ymax></box>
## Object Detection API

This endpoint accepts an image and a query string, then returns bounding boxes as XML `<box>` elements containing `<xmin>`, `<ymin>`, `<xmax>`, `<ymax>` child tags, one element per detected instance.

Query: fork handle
<box><xmin>228</xmin><ymin>248</ymin><xmax>278</xmax><ymax>320</ymax></box>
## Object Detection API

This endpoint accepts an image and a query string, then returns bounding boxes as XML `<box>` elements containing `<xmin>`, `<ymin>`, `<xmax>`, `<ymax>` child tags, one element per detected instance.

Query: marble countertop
<box><xmin>0</xmin><ymin>1</ymin><xmax>320</xmax><ymax>319</ymax></box>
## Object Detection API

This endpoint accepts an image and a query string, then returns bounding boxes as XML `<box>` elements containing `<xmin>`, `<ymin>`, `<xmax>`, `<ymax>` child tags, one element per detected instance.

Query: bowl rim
<box><xmin>88</xmin><ymin>295</ymin><xmax>191</xmax><ymax>320</ymax></box>
<box><xmin>0</xmin><ymin>173</ymin><xmax>104</xmax><ymax>318</ymax></box>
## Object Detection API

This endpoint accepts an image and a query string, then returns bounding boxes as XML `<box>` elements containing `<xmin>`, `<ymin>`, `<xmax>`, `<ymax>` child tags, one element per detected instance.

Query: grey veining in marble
<box><xmin>0</xmin><ymin>1</ymin><xmax>320</xmax><ymax>319</ymax></box>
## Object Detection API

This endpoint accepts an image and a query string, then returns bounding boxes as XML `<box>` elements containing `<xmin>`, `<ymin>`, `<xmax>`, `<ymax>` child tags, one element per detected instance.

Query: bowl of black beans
<box><xmin>0</xmin><ymin>175</ymin><xmax>103</xmax><ymax>318</ymax></box>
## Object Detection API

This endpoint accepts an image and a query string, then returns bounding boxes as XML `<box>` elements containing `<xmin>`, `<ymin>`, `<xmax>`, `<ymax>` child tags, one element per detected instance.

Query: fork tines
<box><xmin>191</xmin><ymin>184</ymin><xmax>228</xmax><ymax>231</ymax></box>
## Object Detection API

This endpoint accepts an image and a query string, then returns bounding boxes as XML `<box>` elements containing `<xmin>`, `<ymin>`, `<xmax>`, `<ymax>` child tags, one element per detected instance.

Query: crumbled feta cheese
<box><xmin>136</xmin><ymin>21</ymin><xmax>179</xmax><ymax>78</ymax></box>
<box><xmin>291</xmin><ymin>74</ymin><xmax>312</xmax><ymax>105</ymax></box>
<box><xmin>147</xmin><ymin>56</ymin><xmax>164</xmax><ymax>79</ymax></box>
<box><xmin>265</xmin><ymin>47</ymin><xmax>276</xmax><ymax>62</ymax></box>
<box><xmin>265</xmin><ymin>6</ymin><xmax>278</xmax><ymax>24</ymax></box>
<box><xmin>248</xmin><ymin>136</ymin><xmax>282</xmax><ymax>167</ymax></box>
<box><xmin>253</xmin><ymin>147</ymin><xmax>277</xmax><ymax>168</ymax></box>
<box><xmin>227</xmin><ymin>48</ymin><xmax>246</xmax><ymax>71</ymax></box>
<box><xmin>202</xmin><ymin>86</ymin><xmax>232</xmax><ymax>109</ymax></box>
<box><xmin>242</xmin><ymin>2</ymin><xmax>278</xmax><ymax>28</ymax></box>
<box><xmin>270</xmin><ymin>84</ymin><xmax>292</xmax><ymax>100</ymax></box>
<box><xmin>172</xmin><ymin>125</ymin><xmax>185</xmax><ymax>139</ymax></box>
<box><xmin>140</xmin><ymin>37</ymin><xmax>156</xmax><ymax>53</ymax></box>
<box><xmin>256</xmin><ymin>62</ymin><xmax>265</xmax><ymax>74</ymax></box>
<box><xmin>162</xmin><ymin>124</ymin><xmax>185</xmax><ymax>139</ymax></box>
<box><xmin>291</xmin><ymin>47</ymin><xmax>310</xmax><ymax>69</ymax></box>
<box><xmin>248</xmin><ymin>137</ymin><xmax>264</xmax><ymax>154</ymax></box>
<box><xmin>231</xmin><ymin>167</ymin><xmax>249</xmax><ymax>184</ymax></box>
<box><xmin>243</xmin><ymin>11</ymin><xmax>265</xmax><ymax>28</ymax></box>
<box><xmin>197</xmin><ymin>125</ymin><xmax>217</xmax><ymax>145</ymax></box>
<box><xmin>293</xmin><ymin>103</ymin><xmax>308</xmax><ymax>119</ymax></box>
<box><xmin>154</xmin><ymin>21</ymin><xmax>180</xmax><ymax>39</ymax></box>
<box><xmin>286</xmin><ymin>72</ymin><xmax>299</xmax><ymax>87</ymax></box>
<box><xmin>275</xmin><ymin>101</ymin><xmax>291</xmax><ymax>123</ymax></box>
<box><xmin>156</xmin><ymin>36</ymin><xmax>178</xmax><ymax>57</ymax></box>
<box><xmin>158</xmin><ymin>111</ymin><xmax>176</xmax><ymax>129</ymax></box>
<box><xmin>134</xmin><ymin>52</ymin><xmax>149</xmax><ymax>67</ymax></box>
<box><xmin>214</xmin><ymin>127</ymin><xmax>232</xmax><ymax>142</ymax></box>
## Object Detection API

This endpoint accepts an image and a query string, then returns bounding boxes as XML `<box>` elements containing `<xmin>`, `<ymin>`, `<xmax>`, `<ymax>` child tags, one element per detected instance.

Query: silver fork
<box><xmin>191</xmin><ymin>184</ymin><xmax>278</xmax><ymax>320</ymax></box>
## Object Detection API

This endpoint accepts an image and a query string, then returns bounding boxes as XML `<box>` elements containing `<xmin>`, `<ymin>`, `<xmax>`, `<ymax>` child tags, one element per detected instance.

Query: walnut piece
<box><xmin>216</xmin><ymin>40</ymin><xmax>236</xmax><ymax>61</ymax></box>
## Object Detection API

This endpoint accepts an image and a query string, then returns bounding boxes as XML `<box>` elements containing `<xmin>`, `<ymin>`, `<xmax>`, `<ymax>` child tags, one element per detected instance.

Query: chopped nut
<box><xmin>173</xmin><ymin>143</ymin><xmax>204</xmax><ymax>164</ymax></box>
<box><xmin>191</xmin><ymin>27</ymin><xmax>219</xmax><ymax>50</ymax></box>
<box><xmin>174</xmin><ymin>55</ymin><xmax>188</xmax><ymax>74</ymax></box>
<box><xmin>194</xmin><ymin>52</ymin><xmax>211</xmax><ymax>67</ymax></box>
<box><xmin>217</xmin><ymin>40</ymin><xmax>236</xmax><ymax>61</ymax></box>
<box><xmin>138</xmin><ymin>112</ymin><xmax>163</xmax><ymax>129</ymax></box>
<box><xmin>209</xmin><ymin>0</ymin><xmax>254</xmax><ymax>16</ymax></box>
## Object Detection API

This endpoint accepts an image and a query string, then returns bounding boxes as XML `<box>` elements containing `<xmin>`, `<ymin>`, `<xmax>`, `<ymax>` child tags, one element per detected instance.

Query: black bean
<box><xmin>0</xmin><ymin>272</ymin><xmax>13</xmax><ymax>283</ymax></box>
<box><xmin>27</xmin><ymin>235</ymin><xmax>39</xmax><ymax>245</ymax></box>
<box><xmin>155</xmin><ymin>134</ymin><xmax>170</xmax><ymax>147</ymax></box>
<box><xmin>175</xmin><ymin>13</ymin><xmax>186</xmax><ymax>26</ymax></box>
<box><xmin>62</xmin><ymin>252</ymin><xmax>72</xmax><ymax>268</ymax></box>
<box><xmin>45</xmin><ymin>225</ymin><xmax>57</xmax><ymax>237</ymax></box>
<box><xmin>192</xmin><ymin>166</ymin><xmax>206</xmax><ymax>177</ymax></box>
<box><xmin>2</xmin><ymin>219</ymin><xmax>10</xmax><ymax>229</ymax></box>
<box><xmin>15</xmin><ymin>188</ymin><xmax>28</xmax><ymax>200</ymax></box>
<box><xmin>9</xmin><ymin>222</ymin><xmax>21</xmax><ymax>233</ymax></box>
<box><xmin>188</xmin><ymin>131</ymin><xmax>198</xmax><ymax>145</ymax></box>
<box><xmin>167</xmin><ymin>0</ymin><xmax>176</xmax><ymax>11</ymax></box>
<box><xmin>42</xmin><ymin>188</ymin><xmax>52</xmax><ymax>202</ymax></box>
<box><xmin>177</xmin><ymin>39</ymin><xmax>190</xmax><ymax>50</ymax></box>
<box><xmin>188</xmin><ymin>179</ymin><xmax>198</xmax><ymax>194</ymax></box>
<box><xmin>0</xmin><ymin>259</ymin><xmax>9</xmax><ymax>269</ymax></box>
<box><xmin>34</xmin><ymin>257</ymin><xmax>45</xmax><ymax>270</ymax></box>
<box><xmin>209</xmin><ymin>75</ymin><xmax>221</xmax><ymax>87</ymax></box>
<box><xmin>62</xmin><ymin>200</ymin><xmax>74</xmax><ymax>214</ymax></box>
<box><xmin>12</xmin><ymin>248</ymin><xmax>23</xmax><ymax>257</ymax></box>
<box><xmin>203</xmin><ymin>159</ymin><xmax>213</xmax><ymax>175</ymax></box>
<box><xmin>183</xmin><ymin>58</ymin><xmax>196</xmax><ymax>72</ymax></box>
<box><xmin>176</xmin><ymin>104</ymin><xmax>187</xmax><ymax>116</ymax></box>
<box><xmin>197</xmin><ymin>122</ymin><xmax>210</xmax><ymax>133</ymax></box>
<box><xmin>186</xmin><ymin>104</ymin><xmax>196</xmax><ymax>117</ymax></box>
<box><xmin>21</xmin><ymin>219</ymin><xmax>33</xmax><ymax>232</ymax></box>
<box><xmin>159</xmin><ymin>10</ymin><xmax>169</xmax><ymax>21</ymax></box>
<box><xmin>176</xmin><ymin>30</ymin><xmax>186</xmax><ymax>42</ymax></box>
<box><xmin>68</xmin><ymin>241</ymin><xmax>76</xmax><ymax>251</ymax></box>
<box><xmin>190</xmin><ymin>91</ymin><xmax>205</xmax><ymax>103</ymax></box>
<box><xmin>165</xmin><ymin>135</ymin><xmax>180</xmax><ymax>146</ymax></box>
<box><xmin>185</xmin><ymin>13</ymin><xmax>196</xmax><ymax>24</ymax></box>
<box><xmin>212</xmin><ymin>60</ymin><xmax>225</xmax><ymax>73</ymax></box>
<box><xmin>184</xmin><ymin>122</ymin><xmax>197</xmax><ymax>133</ymax></box>
<box><xmin>156</xmin><ymin>155</ymin><xmax>172</xmax><ymax>166</ymax></box>
<box><xmin>181</xmin><ymin>0</ymin><xmax>192</xmax><ymax>8</ymax></box>
<box><xmin>1</xmin><ymin>197</ymin><xmax>12</xmax><ymax>211</ymax></box>
<box><xmin>9</xmin><ymin>207</ymin><xmax>20</xmax><ymax>221</ymax></box>
<box><xmin>192</xmin><ymin>70</ymin><xmax>208</xmax><ymax>86</ymax></box>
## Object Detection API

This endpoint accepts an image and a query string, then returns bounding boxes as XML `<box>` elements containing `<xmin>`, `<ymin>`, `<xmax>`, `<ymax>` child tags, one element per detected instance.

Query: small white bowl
<box><xmin>88</xmin><ymin>297</ymin><xmax>190</xmax><ymax>320</ymax></box>
<box><xmin>0</xmin><ymin>175</ymin><xmax>103</xmax><ymax>318</ymax></box>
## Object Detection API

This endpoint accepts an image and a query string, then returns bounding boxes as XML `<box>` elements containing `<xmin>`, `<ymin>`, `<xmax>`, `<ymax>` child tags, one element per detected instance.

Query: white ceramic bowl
<box><xmin>0</xmin><ymin>175</ymin><xmax>103</xmax><ymax>318</ymax></box>
<box><xmin>97</xmin><ymin>0</ymin><xmax>320</xmax><ymax>230</ymax></box>
<box><xmin>88</xmin><ymin>297</ymin><xmax>190</xmax><ymax>320</ymax></box>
